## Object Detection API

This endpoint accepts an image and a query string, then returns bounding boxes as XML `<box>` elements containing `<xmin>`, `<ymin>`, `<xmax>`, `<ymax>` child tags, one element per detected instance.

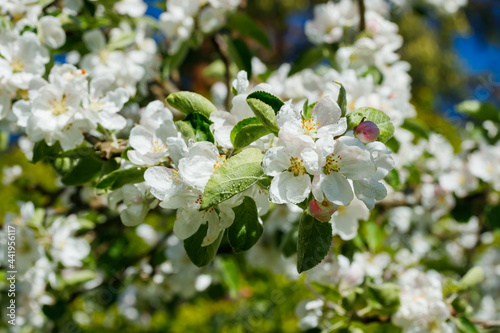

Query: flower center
<box><xmin>323</xmin><ymin>153</ymin><xmax>343</xmax><ymax>174</ymax></box>
<box><xmin>301</xmin><ymin>118</ymin><xmax>321</xmax><ymax>132</ymax></box>
<box><xmin>288</xmin><ymin>157</ymin><xmax>306</xmax><ymax>176</ymax></box>
<box><xmin>213</xmin><ymin>155</ymin><xmax>226</xmax><ymax>173</ymax></box>
<box><xmin>50</xmin><ymin>97</ymin><xmax>69</xmax><ymax>116</ymax></box>
<box><xmin>89</xmin><ymin>97</ymin><xmax>105</xmax><ymax>112</ymax></box>
<box><xmin>151</xmin><ymin>139</ymin><xmax>167</xmax><ymax>153</ymax></box>
<box><xmin>168</xmin><ymin>169</ymin><xmax>180</xmax><ymax>183</ymax></box>
<box><xmin>11</xmin><ymin>58</ymin><xmax>25</xmax><ymax>73</ymax></box>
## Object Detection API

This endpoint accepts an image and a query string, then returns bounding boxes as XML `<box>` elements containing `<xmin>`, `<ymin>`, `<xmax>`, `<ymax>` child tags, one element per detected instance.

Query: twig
<box><xmin>214</xmin><ymin>34</ymin><xmax>232</xmax><ymax>111</ymax></box>
<box><xmin>358</xmin><ymin>0</ymin><xmax>366</xmax><ymax>32</ymax></box>
<box><xmin>470</xmin><ymin>318</ymin><xmax>500</xmax><ymax>328</ymax></box>
<box><xmin>82</xmin><ymin>131</ymin><xmax>127</xmax><ymax>159</ymax></box>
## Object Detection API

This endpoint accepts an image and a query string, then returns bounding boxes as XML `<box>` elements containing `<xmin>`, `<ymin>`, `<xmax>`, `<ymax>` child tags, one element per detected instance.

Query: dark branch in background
<box><xmin>82</xmin><ymin>131</ymin><xmax>127</xmax><ymax>159</ymax></box>
<box><xmin>358</xmin><ymin>0</ymin><xmax>366</xmax><ymax>32</ymax></box>
<box><xmin>214</xmin><ymin>34</ymin><xmax>232</xmax><ymax>111</ymax></box>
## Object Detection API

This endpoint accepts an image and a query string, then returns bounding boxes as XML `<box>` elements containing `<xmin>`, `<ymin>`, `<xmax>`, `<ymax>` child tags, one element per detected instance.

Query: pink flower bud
<box><xmin>353</xmin><ymin>120</ymin><xmax>380</xmax><ymax>143</ymax></box>
<box><xmin>309</xmin><ymin>199</ymin><xmax>337</xmax><ymax>222</ymax></box>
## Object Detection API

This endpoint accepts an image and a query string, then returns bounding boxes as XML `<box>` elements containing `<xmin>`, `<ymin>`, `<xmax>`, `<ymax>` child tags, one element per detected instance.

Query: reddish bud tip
<box><xmin>309</xmin><ymin>199</ymin><xmax>337</xmax><ymax>222</ymax></box>
<box><xmin>353</xmin><ymin>120</ymin><xmax>380</xmax><ymax>143</ymax></box>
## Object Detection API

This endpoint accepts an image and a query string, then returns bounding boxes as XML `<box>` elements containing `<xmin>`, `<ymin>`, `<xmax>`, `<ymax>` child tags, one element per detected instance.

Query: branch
<box><xmin>470</xmin><ymin>318</ymin><xmax>500</xmax><ymax>328</ymax></box>
<box><xmin>82</xmin><ymin>131</ymin><xmax>127</xmax><ymax>159</ymax></box>
<box><xmin>214</xmin><ymin>34</ymin><xmax>232</xmax><ymax>111</ymax></box>
<box><xmin>358</xmin><ymin>0</ymin><xmax>366</xmax><ymax>32</ymax></box>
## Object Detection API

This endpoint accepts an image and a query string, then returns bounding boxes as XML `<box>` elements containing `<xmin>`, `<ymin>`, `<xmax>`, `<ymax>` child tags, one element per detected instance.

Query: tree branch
<box><xmin>82</xmin><ymin>131</ymin><xmax>127</xmax><ymax>159</ymax></box>
<box><xmin>358</xmin><ymin>0</ymin><xmax>366</xmax><ymax>32</ymax></box>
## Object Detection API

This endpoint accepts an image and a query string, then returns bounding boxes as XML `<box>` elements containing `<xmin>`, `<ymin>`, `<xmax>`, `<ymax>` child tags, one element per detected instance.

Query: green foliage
<box><xmin>346</xmin><ymin>107</ymin><xmax>395</xmax><ymax>143</ymax></box>
<box><xmin>289</xmin><ymin>47</ymin><xmax>329</xmax><ymax>77</ymax></box>
<box><xmin>224</xmin><ymin>36</ymin><xmax>253</xmax><ymax>78</ymax></box>
<box><xmin>246</xmin><ymin>91</ymin><xmax>284</xmax><ymax>135</ymax></box>
<box><xmin>457</xmin><ymin>100</ymin><xmax>500</xmax><ymax>122</ymax></box>
<box><xmin>297</xmin><ymin>214</ymin><xmax>332</xmax><ymax>273</ymax></box>
<box><xmin>166</xmin><ymin>91</ymin><xmax>217</xmax><ymax>117</ymax></box>
<box><xmin>184</xmin><ymin>224</ymin><xmax>224</xmax><ymax>267</ymax></box>
<box><xmin>61</xmin><ymin>153</ymin><xmax>104</xmax><ymax>186</ymax></box>
<box><xmin>227</xmin><ymin>13</ymin><xmax>271</xmax><ymax>49</ymax></box>
<box><xmin>96</xmin><ymin>167</ymin><xmax>146</xmax><ymax>190</ymax></box>
<box><xmin>201</xmin><ymin>148</ymin><xmax>264</xmax><ymax>209</ymax></box>
<box><xmin>230</xmin><ymin>117</ymin><xmax>272</xmax><ymax>150</ymax></box>
<box><xmin>335</xmin><ymin>81</ymin><xmax>347</xmax><ymax>117</ymax></box>
<box><xmin>227</xmin><ymin>197</ymin><xmax>263</xmax><ymax>252</ymax></box>
<box><xmin>302</xmin><ymin>99</ymin><xmax>317</xmax><ymax>120</ymax></box>
<box><xmin>459</xmin><ymin>267</ymin><xmax>484</xmax><ymax>290</ymax></box>
<box><xmin>453</xmin><ymin>317</ymin><xmax>480</xmax><ymax>333</ymax></box>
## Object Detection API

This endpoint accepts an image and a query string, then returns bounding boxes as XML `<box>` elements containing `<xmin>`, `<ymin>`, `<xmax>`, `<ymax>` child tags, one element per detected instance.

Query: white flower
<box><xmin>330</xmin><ymin>197</ymin><xmax>369</xmax><ymax>240</ymax></box>
<box><xmin>393</xmin><ymin>269</ymin><xmax>452</xmax><ymax>333</ymax></box>
<box><xmin>312</xmin><ymin>136</ymin><xmax>376</xmax><ymax>206</ymax></box>
<box><xmin>83</xmin><ymin>73</ymin><xmax>129</xmax><ymax>131</ymax></box>
<box><xmin>353</xmin><ymin>141</ymin><xmax>395</xmax><ymax>209</ymax></box>
<box><xmin>128</xmin><ymin>120</ymin><xmax>178</xmax><ymax>165</ymax></box>
<box><xmin>109</xmin><ymin>183</ymin><xmax>152</xmax><ymax>226</ymax></box>
<box><xmin>276</xmin><ymin>96</ymin><xmax>347</xmax><ymax>142</ymax></box>
<box><xmin>114</xmin><ymin>0</ymin><xmax>147</xmax><ymax>17</ymax></box>
<box><xmin>0</xmin><ymin>30</ymin><xmax>49</xmax><ymax>91</ymax></box>
<box><xmin>263</xmin><ymin>140</ymin><xmax>315</xmax><ymax>204</ymax></box>
<box><xmin>48</xmin><ymin>215</ymin><xmax>90</xmax><ymax>267</ymax></box>
<box><xmin>159</xmin><ymin>4</ymin><xmax>195</xmax><ymax>54</ymax></box>
<box><xmin>353</xmin><ymin>252</ymin><xmax>390</xmax><ymax>279</ymax></box>
<box><xmin>37</xmin><ymin>16</ymin><xmax>66</xmax><ymax>49</ymax></box>
<box><xmin>305</xmin><ymin>0</ymin><xmax>357</xmax><ymax>45</ymax></box>
<box><xmin>198</xmin><ymin>7</ymin><xmax>225</xmax><ymax>34</ymax></box>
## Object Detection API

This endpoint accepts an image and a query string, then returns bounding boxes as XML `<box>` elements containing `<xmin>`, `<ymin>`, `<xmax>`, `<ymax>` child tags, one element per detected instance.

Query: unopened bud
<box><xmin>353</xmin><ymin>119</ymin><xmax>379</xmax><ymax>143</ymax></box>
<box><xmin>309</xmin><ymin>199</ymin><xmax>337</xmax><ymax>222</ymax></box>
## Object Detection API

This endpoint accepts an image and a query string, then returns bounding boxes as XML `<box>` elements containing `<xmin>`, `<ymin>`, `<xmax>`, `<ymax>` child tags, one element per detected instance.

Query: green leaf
<box><xmin>201</xmin><ymin>148</ymin><xmax>264</xmax><ymax>209</ymax></box>
<box><xmin>175</xmin><ymin>120</ymin><xmax>196</xmax><ymax>139</ymax></box>
<box><xmin>230</xmin><ymin>117</ymin><xmax>272</xmax><ymax>150</ymax></box>
<box><xmin>401</xmin><ymin>118</ymin><xmax>430</xmax><ymax>140</ymax></box>
<box><xmin>246</xmin><ymin>98</ymin><xmax>280</xmax><ymax>134</ymax></box>
<box><xmin>42</xmin><ymin>301</ymin><xmax>67</xmax><ymax>321</ymax></box>
<box><xmin>183</xmin><ymin>224</ymin><xmax>223</xmax><ymax>267</ymax></box>
<box><xmin>384</xmin><ymin>169</ymin><xmax>401</xmax><ymax>190</ymax></box>
<box><xmin>0</xmin><ymin>131</ymin><xmax>9</xmax><ymax>152</ymax></box>
<box><xmin>217</xmin><ymin>257</ymin><xmax>240</xmax><ymax>299</ymax></box>
<box><xmin>32</xmin><ymin>141</ymin><xmax>62</xmax><ymax>163</ymax></box>
<box><xmin>184</xmin><ymin>112</ymin><xmax>215</xmax><ymax>143</ymax></box>
<box><xmin>361</xmin><ymin>221</ymin><xmax>382</xmax><ymax>252</ymax></box>
<box><xmin>227</xmin><ymin>197</ymin><xmax>263</xmax><ymax>252</ymax></box>
<box><xmin>63</xmin><ymin>270</ymin><xmax>97</xmax><ymax>287</ymax></box>
<box><xmin>162</xmin><ymin>41</ymin><xmax>190</xmax><ymax>79</ymax></box>
<box><xmin>289</xmin><ymin>47</ymin><xmax>328</xmax><ymax>77</ymax></box>
<box><xmin>367</xmin><ymin>283</ymin><xmax>400</xmax><ymax>309</ymax></box>
<box><xmin>459</xmin><ymin>267</ymin><xmax>484</xmax><ymax>290</ymax></box>
<box><xmin>227</xmin><ymin>13</ymin><xmax>271</xmax><ymax>49</ymax></box>
<box><xmin>51</xmin><ymin>157</ymin><xmax>77</xmax><ymax>175</ymax></box>
<box><xmin>457</xmin><ymin>100</ymin><xmax>500</xmax><ymax>122</ymax></box>
<box><xmin>280</xmin><ymin>223</ymin><xmax>299</xmax><ymax>257</ymax></box>
<box><xmin>302</xmin><ymin>99</ymin><xmax>313</xmax><ymax>120</ymax></box>
<box><xmin>335</xmin><ymin>82</ymin><xmax>347</xmax><ymax>117</ymax></box>
<box><xmin>96</xmin><ymin>167</ymin><xmax>146</xmax><ymax>190</ymax></box>
<box><xmin>256</xmin><ymin>175</ymin><xmax>272</xmax><ymax>190</ymax></box>
<box><xmin>61</xmin><ymin>154</ymin><xmax>103</xmax><ymax>186</ymax></box>
<box><xmin>224</xmin><ymin>36</ymin><xmax>252</xmax><ymax>78</ymax></box>
<box><xmin>297</xmin><ymin>214</ymin><xmax>332</xmax><ymax>273</ymax></box>
<box><xmin>454</xmin><ymin>317</ymin><xmax>480</xmax><ymax>333</ymax></box>
<box><xmin>346</xmin><ymin>107</ymin><xmax>395</xmax><ymax>143</ymax></box>
<box><xmin>247</xmin><ymin>91</ymin><xmax>285</xmax><ymax>114</ymax></box>
<box><xmin>166</xmin><ymin>91</ymin><xmax>217</xmax><ymax>117</ymax></box>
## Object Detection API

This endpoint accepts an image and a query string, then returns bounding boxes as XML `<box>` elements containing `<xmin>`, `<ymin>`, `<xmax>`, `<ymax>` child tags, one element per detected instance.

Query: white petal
<box><xmin>129</xmin><ymin>125</ymin><xmax>154</xmax><ymax>154</ymax></box>
<box><xmin>174</xmin><ymin>207</ymin><xmax>203</xmax><ymax>240</ymax></box>
<box><xmin>178</xmin><ymin>155</ymin><xmax>215</xmax><ymax>190</ymax></box>
<box><xmin>321</xmin><ymin>172</ymin><xmax>353</xmax><ymax>206</ymax></box>
<box><xmin>312</xmin><ymin>95</ymin><xmax>341</xmax><ymax>126</ymax></box>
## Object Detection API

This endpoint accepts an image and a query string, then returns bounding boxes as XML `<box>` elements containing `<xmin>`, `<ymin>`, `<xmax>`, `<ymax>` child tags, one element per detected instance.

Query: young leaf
<box><xmin>335</xmin><ymin>81</ymin><xmax>347</xmax><ymax>117</ymax></box>
<box><xmin>247</xmin><ymin>91</ymin><xmax>284</xmax><ymax>114</ymax></box>
<box><xmin>302</xmin><ymin>99</ymin><xmax>317</xmax><ymax>120</ymax></box>
<box><xmin>184</xmin><ymin>224</ymin><xmax>223</xmax><ymax>267</ymax></box>
<box><xmin>201</xmin><ymin>148</ymin><xmax>264</xmax><ymax>209</ymax></box>
<box><xmin>227</xmin><ymin>197</ymin><xmax>263</xmax><ymax>252</ymax></box>
<box><xmin>175</xmin><ymin>120</ymin><xmax>196</xmax><ymax>139</ymax></box>
<box><xmin>297</xmin><ymin>214</ymin><xmax>332</xmax><ymax>273</ymax></box>
<box><xmin>166</xmin><ymin>91</ymin><xmax>217</xmax><ymax>117</ymax></box>
<box><xmin>453</xmin><ymin>317</ymin><xmax>480</xmax><ymax>333</ymax></box>
<box><xmin>32</xmin><ymin>141</ymin><xmax>62</xmax><ymax>163</ymax></box>
<box><xmin>96</xmin><ymin>167</ymin><xmax>146</xmax><ymax>190</ymax></box>
<box><xmin>246</xmin><ymin>98</ymin><xmax>280</xmax><ymax>135</ymax></box>
<box><xmin>184</xmin><ymin>112</ymin><xmax>215</xmax><ymax>143</ymax></box>
<box><xmin>230</xmin><ymin>117</ymin><xmax>272</xmax><ymax>150</ymax></box>
<box><xmin>459</xmin><ymin>267</ymin><xmax>484</xmax><ymax>290</ymax></box>
<box><xmin>224</xmin><ymin>36</ymin><xmax>252</xmax><ymax>78</ymax></box>
<box><xmin>346</xmin><ymin>107</ymin><xmax>395</xmax><ymax>143</ymax></box>
<box><xmin>227</xmin><ymin>13</ymin><xmax>271</xmax><ymax>49</ymax></box>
